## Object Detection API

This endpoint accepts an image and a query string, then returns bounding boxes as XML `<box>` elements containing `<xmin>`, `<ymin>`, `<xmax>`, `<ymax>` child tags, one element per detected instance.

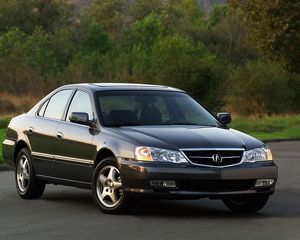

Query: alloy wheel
<box><xmin>96</xmin><ymin>165</ymin><xmax>123</xmax><ymax>208</ymax></box>
<box><xmin>16</xmin><ymin>155</ymin><xmax>30</xmax><ymax>192</ymax></box>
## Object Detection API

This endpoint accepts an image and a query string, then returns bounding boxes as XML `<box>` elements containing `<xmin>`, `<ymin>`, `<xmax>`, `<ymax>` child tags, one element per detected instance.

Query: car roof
<box><xmin>61</xmin><ymin>83</ymin><xmax>184</xmax><ymax>93</ymax></box>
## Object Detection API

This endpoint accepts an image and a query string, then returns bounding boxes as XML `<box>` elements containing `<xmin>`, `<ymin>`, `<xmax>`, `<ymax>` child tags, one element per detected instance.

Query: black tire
<box><xmin>92</xmin><ymin>157</ymin><xmax>132</xmax><ymax>214</ymax></box>
<box><xmin>222</xmin><ymin>195</ymin><xmax>269</xmax><ymax>213</ymax></box>
<box><xmin>15</xmin><ymin>148</ymin><xmax>45</xmax><ymax>199</ymax></box>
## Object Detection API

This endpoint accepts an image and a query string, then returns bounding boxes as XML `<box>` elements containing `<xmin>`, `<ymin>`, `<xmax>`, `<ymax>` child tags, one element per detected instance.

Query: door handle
<box><xmin>56</xmin><ymin>132</ymin><xmax>64</xmax><ymax>139</ymax></box>
<box><xmin>28</xmin><ymin>127</ymin><xmax>34</xmax><ymax>134</ymax></box>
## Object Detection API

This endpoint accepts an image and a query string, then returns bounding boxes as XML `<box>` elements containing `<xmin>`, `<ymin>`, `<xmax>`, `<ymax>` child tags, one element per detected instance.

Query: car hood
<box><xmin>111</xmin><ymin>126</ymin><xmax>263</xmax><ymax>150</ymax></box>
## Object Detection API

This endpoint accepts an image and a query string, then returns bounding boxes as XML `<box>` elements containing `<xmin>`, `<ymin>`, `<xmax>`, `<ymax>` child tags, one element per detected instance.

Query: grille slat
<box><xmin>182</xmin><ymin>149</ymin><xmax>244</xmax><ymax>167</ymax></box>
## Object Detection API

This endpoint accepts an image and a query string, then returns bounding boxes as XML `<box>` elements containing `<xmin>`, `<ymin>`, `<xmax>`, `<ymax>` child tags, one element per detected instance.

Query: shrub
<box><xmin>228</xmin><ymin>61</ymin><xmax>294</xmax><ymax>116</ymax></box>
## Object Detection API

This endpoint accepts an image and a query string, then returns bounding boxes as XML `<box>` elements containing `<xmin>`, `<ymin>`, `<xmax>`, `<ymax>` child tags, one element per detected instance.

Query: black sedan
<box><xmin>2</xmin><ymin>83</ymin><xmax>278</xmax><ymax>214</ymax></box>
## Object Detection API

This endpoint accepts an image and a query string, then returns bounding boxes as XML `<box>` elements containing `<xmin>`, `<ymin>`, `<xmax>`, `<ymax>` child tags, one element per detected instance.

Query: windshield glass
<box><xmin>97</xmin><ymin>91</ymin><xmax>222</xmax><ymax>127</ymax></box>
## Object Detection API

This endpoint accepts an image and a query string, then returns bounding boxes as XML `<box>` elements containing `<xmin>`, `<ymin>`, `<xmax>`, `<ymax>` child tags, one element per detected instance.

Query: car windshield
<box><xmin>97</xmin><ymin>91</ymin><xmax>222</xmax><ymax>127</ymax></box>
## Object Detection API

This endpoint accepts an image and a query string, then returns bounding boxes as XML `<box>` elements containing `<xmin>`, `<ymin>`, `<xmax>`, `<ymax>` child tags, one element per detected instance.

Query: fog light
<box><xmin>255</xmin><ymin>179</ymin><xmax>275</xmax><ymax>188</ymax></box>
<box><xmin>150</xmin><ymin>180</ymin><xmax>176</xmax><ymax>188</ymax></box>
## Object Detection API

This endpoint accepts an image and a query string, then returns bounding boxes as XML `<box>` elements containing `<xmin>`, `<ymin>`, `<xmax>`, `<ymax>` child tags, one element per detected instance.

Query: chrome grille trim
<box><xmin>180</xmin><ymin>148</ymin><xmax>245</xmax><ymax>168</ymax></box>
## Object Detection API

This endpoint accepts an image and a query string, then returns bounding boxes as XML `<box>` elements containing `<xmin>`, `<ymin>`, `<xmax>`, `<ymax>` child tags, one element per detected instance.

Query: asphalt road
<box><xmin>1</xmin><ymin>141</ymin><xmax>300</xmax><ymax>240</ymax></box>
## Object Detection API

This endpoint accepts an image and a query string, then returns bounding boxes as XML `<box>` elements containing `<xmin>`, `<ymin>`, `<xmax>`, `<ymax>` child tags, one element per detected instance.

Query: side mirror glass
<box><xmin>69</xmin><ymin>112</ymin><xmax>91</xmax><ymax>126</ymax></box>
<box><xmin>217</xmin><ymin>112</ymin><xmax>232</xmax><ymax>125</ymax></box>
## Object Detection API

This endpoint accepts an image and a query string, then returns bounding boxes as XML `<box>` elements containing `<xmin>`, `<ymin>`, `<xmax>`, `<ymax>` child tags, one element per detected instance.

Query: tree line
<box><xmin>0</xmin><ymin>0</ymin><xmax>299</xmax><ymax>116</ymax></box>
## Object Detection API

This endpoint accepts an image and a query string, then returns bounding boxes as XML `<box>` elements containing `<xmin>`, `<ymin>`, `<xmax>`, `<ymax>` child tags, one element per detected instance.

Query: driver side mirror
<box><xmin>217</xmin><ymin>112</ymin><xmax>232</xmax><ymax>125</ymax></box>
<box><xmin>69</xmin><ymin>112</ymin><xmax>93</xmax><ymax>127</ymax></box>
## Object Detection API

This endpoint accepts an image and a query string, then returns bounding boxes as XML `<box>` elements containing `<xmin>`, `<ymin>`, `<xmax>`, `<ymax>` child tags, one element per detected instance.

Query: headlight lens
<box><xmin>135</xmin><ymin>146</ymin><xmax>188</xmax><ymax>163</ymax></box>
<box><xmin>242</xmin><ymin>147</ymin><xmax>273</xmax><ymax>163</ymax></box>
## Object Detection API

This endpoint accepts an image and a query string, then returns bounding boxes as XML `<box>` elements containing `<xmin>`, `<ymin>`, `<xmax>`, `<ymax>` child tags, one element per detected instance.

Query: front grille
<box><xmin>179</xmin><ymin>180</ymin><xmax>255</xmax><ymax>192</ymax></box>
<box><xmin>182</xmin><ymin>149</ymin><xmax>244</xmax><ymax>167</ymax></box>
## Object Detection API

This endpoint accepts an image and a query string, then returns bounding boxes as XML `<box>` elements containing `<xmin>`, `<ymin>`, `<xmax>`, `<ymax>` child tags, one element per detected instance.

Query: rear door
<box><xmin>29</xmin><ymin>89</ymin><xmax>74</xmax><ymax>176</ymax></box>
<box><xmin>53</xmin><ymin>90</ymin><xmax>97</xmax><ymax>183</ymax></box>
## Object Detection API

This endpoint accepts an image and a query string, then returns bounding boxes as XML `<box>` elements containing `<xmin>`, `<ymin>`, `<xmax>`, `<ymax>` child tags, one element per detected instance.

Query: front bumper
<box><xmin>119</xmin><ymin>159</ymin><xmax>278</xmax><ymax>199</ymax></box>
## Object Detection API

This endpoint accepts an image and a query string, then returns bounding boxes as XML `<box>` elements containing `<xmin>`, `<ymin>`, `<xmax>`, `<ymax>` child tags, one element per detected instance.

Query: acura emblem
<box><xmin>212</xmin><ymin>154</ymin><xmax>223</xmax><ymax>163</ymax></box>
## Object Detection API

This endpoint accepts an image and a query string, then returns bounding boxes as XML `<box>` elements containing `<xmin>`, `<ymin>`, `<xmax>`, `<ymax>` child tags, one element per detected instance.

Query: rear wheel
<box><xmin>15</xmin><ymin>148</ymin><xmax>45</xmax><ymax>199</ymax></box>
<box><xmin>222</xmin><ymin>195</ymin><xmax>269</xmax><ymax>213</ymax></box>
<box><xmin>92</xmin><ymin>157</ymin><xmax>132</xmax><ymax>214</ymax></box>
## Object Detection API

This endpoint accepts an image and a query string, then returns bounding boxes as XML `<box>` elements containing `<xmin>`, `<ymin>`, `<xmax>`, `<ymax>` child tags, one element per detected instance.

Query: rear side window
<box><xmin>66</xmin><ymin>90</ymin><xmax>94</xmax><ymax>121</ymax></box>
<box><xmin>38</xmin><ymin>99</ymin><xmax>49</xmax><ymax>117</ymax></box>
<box><xmin>44</xmin><ymin>90</ymin><xmax>73</xmax><ymax>120</ymax></box>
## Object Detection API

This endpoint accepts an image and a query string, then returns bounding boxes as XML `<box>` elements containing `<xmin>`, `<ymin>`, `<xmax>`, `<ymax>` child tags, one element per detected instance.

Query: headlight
<box><xmin>135</xmin><ymin>146</ymin><xmax>188</xmax><ymax>163</ymax></box>
<box><xmin>242</xmin><ymin>147</ymin><xmax>273</xmax><ymax>163</ymax></box>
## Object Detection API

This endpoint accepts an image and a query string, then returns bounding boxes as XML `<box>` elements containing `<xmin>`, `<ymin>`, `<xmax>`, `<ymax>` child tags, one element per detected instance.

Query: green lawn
<box><xmin>229</xmin><ymin>115</ymin><xmax>300</xmax><ymax>141</ymax></box>
<box><xmin>0</xmin><ymin>115</ymin><xmax>300</xmax><ymax>164</ymax></box>
<box><xmin>0</xmin><ymin>128</ymin><xmax>5</xmax><ymax>164</ymax></box>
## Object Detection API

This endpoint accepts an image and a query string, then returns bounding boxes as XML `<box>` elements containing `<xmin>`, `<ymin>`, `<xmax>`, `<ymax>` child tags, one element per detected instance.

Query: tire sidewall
<box><xmin>223</xmin><ymin>195</ymin><xmax>269</xmax><ymax>213</ymax></box>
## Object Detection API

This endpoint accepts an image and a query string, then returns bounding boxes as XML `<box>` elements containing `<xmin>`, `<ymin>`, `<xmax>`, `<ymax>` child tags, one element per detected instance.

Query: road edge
<box><xmin>0</xmin><ymin>164</ymin><xmax>9</xmax><ymax>171</ymax></box>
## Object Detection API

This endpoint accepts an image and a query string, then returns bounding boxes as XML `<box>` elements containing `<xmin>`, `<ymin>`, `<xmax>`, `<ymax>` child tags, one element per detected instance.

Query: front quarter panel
<box><xmin>93</xmin><ymin>128</ymin><xmax>137</xmax><ymax>163</ymax></box>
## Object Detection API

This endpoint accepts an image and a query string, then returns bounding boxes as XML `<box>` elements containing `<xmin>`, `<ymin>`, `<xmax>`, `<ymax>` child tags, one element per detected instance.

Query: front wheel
<box><xmin>15</xmin><ymin>148</ymin><xmax>45</xmax><ymax>199</ymax></box>
<box><xmin>222</xmin><ymin>195</ymin><xmax>270</xmax><ymax>213</ymax></box>
<box><xmin>92</xmin><ymin>157</ymin><xmax>132</xmax><ymax>214</ymax></box>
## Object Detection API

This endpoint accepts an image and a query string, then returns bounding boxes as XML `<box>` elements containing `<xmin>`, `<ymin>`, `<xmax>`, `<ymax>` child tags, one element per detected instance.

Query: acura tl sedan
<box><xmin>2</xmin><ymin>83</ymin><xmax>278</xmax><ymax>214</ymax></box>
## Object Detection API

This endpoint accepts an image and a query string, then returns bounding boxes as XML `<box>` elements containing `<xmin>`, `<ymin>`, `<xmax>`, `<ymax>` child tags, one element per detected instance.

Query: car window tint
<box><xmin>98</xmin><ymin>94</ymin><xmax>172</xmax><ymax>126</ymax></box>
<box><xmin>44</xmin><ymin>90</ymin><xmax>73</xmax><ymax>120</ymax></box>
<box><xmin>66</xmin><ymin>90</ymin><xmax>93</xmax><ymax>121</ymax></box>
<box><xmin>38</xmin><ymin>99</ymin><xmax>49</xmax><ymax>117</ymax></box>
<box><xmin>151</xmin><ymin>97</ymin><xmax>170</xmax><ymax>122</ymax></box>
<box><xmin>98</xmin><ymin>91</ymin><xmax>221</xmax><ymax>127</ymax></box>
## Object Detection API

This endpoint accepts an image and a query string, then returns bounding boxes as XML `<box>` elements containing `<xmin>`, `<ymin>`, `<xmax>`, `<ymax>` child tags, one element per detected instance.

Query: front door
<box><xmin>53</xmin><ymin>90</ymin><xmax>97</xmax><ymax>183</ymax></box>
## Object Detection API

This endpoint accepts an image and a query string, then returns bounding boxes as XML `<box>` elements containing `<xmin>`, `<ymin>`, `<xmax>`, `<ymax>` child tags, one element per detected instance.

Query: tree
<box><xmin>85</xmin><ymin>0</ymin><xmax>125</xmax><ymax>39</ymax></box>
<box><xmin>228</xmin><ymin>60</ymin><xmax>293</xmax><ymax>116</ymax></box>
<box><xmin>229</xmin><ymin>0</ymin><xmax>300</xmax><ymax>73</ymax></box>
<box><xmin>0</xmin><ymin>0</ymin><xmax>75</xmax><ymax>34</ymax></box>
<box><xmin>124</xmin><ymin>14</ymin><xmax>163</xmax><ymax>51</ymax></box>
<box><xmin>202</xmin><ymin>5</ymin><xmax>256</xmax><ymax>64</ymax></box>
<box><xmin>151</xmin><ymin>35</ymin><xmax>224</xmax><ymax>110</ymax></box>
<box><xmin>160</xmin><ymin>0</ymin><xmax>205</xmax><ymax>35</ymax></box>
<box><xmin>128</xmin><ymin>0</ymin><xmax>162</xmax><ymax>22</ymax></box>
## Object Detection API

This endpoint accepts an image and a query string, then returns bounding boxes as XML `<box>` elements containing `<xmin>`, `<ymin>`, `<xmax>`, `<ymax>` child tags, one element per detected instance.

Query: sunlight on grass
<box><xmin>230</xmin><ymin>115</ymin><xmax>300</xmax><ymax>141</ymax></box>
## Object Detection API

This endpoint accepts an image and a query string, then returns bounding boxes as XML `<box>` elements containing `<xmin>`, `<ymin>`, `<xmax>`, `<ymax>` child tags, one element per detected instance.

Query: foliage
<box><xmin>228</xmin><ymin>61</ymin><xmax>293</xmax><ymax>116</ymax></box>
<box><xmin>85</xmin><ymin>0</ymin><xmax>125</xmax><ymax>39</ymax></box>
<box><xmin>0</xmin><ymin>0</ymin><xmax>75</xmax><ymax>34</ymax></box>
<box><xmin>229</xmin><ymin>0</ymin><xmax>300</xmax><ymax>73</ymax></box>
<box><xmin>0</xmin><ymin>0</ymin><xmax>299</xmax><ymax>116</ymax></box>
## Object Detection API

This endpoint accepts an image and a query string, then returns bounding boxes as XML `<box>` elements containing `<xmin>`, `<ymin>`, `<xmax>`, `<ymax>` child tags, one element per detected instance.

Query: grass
<box><xmin>0</xmin><ymin>117</ymin><xmax>11</xmax><ymax>164</ymax></box>
<box><xmin>229</xmin><ymin>115</ymin><xmax>300</xmax><ymax>141</ymax></box>
<box><xmin>0</xmin><ymin>114</ymin><xmax>300</xmax><ymax>164</ymax></box>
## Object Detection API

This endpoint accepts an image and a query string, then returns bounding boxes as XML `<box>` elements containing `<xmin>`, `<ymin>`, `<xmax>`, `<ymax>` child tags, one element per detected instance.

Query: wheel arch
<box><xmin>14</xmin><ymin>140</ymin><xmax>31</xmax><ymax>166</ymax></box>
<box><xmin>94</xmin><ymin>148</ymin><xmax>116</xmax><ymax>168</ymax></box>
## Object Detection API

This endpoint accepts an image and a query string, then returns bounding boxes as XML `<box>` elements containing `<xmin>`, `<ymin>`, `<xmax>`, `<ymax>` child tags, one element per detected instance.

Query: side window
<box><xmin>44</xmin><ymin>90</ymin><xmax>73</xmax><ymax>120</ymax></box>
<box><xmin>66</xmin><ymin>90</ymin><xmax>94</xmax><ymax>121</ymax></box>
<box><xmin>38</xmin><ymin>99</ymin><xmax>49</xmax><ymax>117</ymax></box>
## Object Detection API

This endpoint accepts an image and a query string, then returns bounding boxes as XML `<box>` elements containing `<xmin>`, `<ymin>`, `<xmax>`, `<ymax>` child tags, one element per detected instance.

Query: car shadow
<box><xmin>40</xmin><ymin>191</ymin><xmax>300</xmax><ymax>219</ymax></box>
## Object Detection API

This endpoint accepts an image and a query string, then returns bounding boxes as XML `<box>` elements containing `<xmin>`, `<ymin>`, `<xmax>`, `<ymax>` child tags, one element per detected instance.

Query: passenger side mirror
<box><xmin>217</xmin><ymin>112</ymin><xmax>232</xmax><ymax>125</ymax></box>
<box><xmin>69</xmin><ymin>112</ymin><xmax>93</xmax><ymax>126</ymax></box>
